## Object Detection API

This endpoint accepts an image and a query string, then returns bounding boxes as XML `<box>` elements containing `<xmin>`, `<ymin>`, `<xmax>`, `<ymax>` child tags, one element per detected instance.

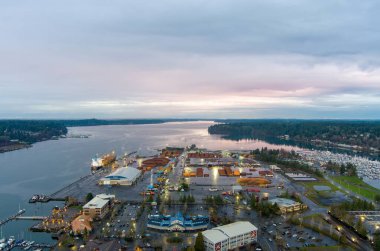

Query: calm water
<box><xmin>0</xmin><ymin>121</ymin><xmax>302</xmax><ymax>242</ymax></box>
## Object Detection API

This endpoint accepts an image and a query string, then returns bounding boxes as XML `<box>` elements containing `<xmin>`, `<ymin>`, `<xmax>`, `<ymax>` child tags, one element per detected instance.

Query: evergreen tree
<box><xmin>85</xmin><ymin>193</ymin><xmax>94</xmax><ymax>202</ymax></box>
<box><xmin>194</xmin><ymin>232</ymin><xmax>205</xmax><ymax>251</ymax></box>
<box><xmin>374</xmin><ymin>231</ymin><xmax>380</xmax><ymax>251</ymax></box>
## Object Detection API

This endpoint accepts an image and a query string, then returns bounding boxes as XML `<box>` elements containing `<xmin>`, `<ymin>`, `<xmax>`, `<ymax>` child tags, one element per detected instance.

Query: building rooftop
<box><xmin>202</xmin><ymin>229</ymin><xmax>229</xmax><ymax>243</ymax></box>
<box><xmin>268</xmin><ymin>198</ymin><xmax>299</xmax><ymax>207</ymax></box>
<box><xmin>215</xmin><ymin>221</ymin><xmax>257</xmax><ymax>237</ymax></box>
<box><xmin>83</xmin><ymin>194</ymin><xmax>115</xmax><ymax>209</ymax></box>
<box><xmin>203</xmin><ymin>221</ymin><xmax>257</xmax><ymax>243</ymax></box>
<box><xmin>103</xmin><ymin>166</ymin><xmax>141</xmax><ymax>180</ymax></box>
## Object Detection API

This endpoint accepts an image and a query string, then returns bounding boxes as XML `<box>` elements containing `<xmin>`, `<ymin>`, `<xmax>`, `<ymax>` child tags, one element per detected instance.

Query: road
<box><xmin>326</xmin><ymin>214</ymin><xmax>373</xmax><ymax>251</ymax></box>
<box><xmin>270</xmin><ymin>167</ymin><xmax>327</xmax><ymax>215</ymax></box>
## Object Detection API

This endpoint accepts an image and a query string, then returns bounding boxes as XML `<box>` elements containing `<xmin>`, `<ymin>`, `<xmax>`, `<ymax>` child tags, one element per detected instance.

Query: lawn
<box><xmin>300</xmin><ymin>179</ymin><xmax>342</xmax><ymax>206</ymax></box>
<box><xmin>301</xmin><ymin>180</ymin><xmax>339</xmax><ymax>192</ymax></box>
<box><xmin>331</xmin><ymin>176</ymin><xmax>380</xmax><ymax>200</ymax></box>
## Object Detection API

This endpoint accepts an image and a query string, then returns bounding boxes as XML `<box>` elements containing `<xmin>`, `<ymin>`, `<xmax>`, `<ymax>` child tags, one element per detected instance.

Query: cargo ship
<box><xmin>91</xmin><ymin>151</ymin><xmax>116</xmax><ymax>171</ymax></box>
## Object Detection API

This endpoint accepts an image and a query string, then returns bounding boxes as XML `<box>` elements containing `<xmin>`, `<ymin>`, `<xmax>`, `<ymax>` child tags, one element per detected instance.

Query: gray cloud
<box><xmin>0</xmin><ymin>0</ymin><xmax>379</xmax><ymax>118</ymax></box>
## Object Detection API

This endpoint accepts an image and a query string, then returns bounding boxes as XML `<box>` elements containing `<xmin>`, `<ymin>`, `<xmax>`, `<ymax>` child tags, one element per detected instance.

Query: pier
<box><xmin>29</xmin><ymin>194</ymin><xmax>67</xmax><ymax>203</ymax></box>
<box><xmin>11</xmin><ymin>242</ymin><xmax>55</xmax><ymax>250</ymax></box>
<box><xmin>15</xmin><ymin>216</ymin><xmax>47</xmax><ymax>221</ymax></box>
<box><xmin>0</xmin><ymin>209</ymin><xmax>25</xmax><ymax>227</ymax></box>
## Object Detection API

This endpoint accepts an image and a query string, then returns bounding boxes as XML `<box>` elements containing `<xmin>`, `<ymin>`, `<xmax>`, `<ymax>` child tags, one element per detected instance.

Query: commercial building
<box><xmin>83</xmin><ymin>194</ymin><xmax>115</xmax><ymax>219</ymax></box>
<box><xmin>268</xmin><ymin>198</ymin><xmax>307</xmax><ymax>213</ymax></box>
<box><xmin>71</xmin><ymin>214</ymin><xmax>93</xmax><ymax>234</ymax></box>
<box><xmin>202</xmin><ymin>221</ymin><xmax>258</xmax><ymax>251</ymax></box>
<box><xmin>99</xmin><ymin>166</ymin><xmax>141</xmax><ymax>186</ymax></box>
<box><xmin>147</xmin><ymin>212</ymin><xmax>209</xmax><ymax>232</ymax></box>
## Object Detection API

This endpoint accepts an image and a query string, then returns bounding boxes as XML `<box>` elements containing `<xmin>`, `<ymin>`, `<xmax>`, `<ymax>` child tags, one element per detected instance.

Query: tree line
<box><xmin>209</xmin><ymin>120</ymin><xmax>380</xmax><ymax>151</ymax></box>
<box><xmin>0</xmin><ymin>120</ymin><xmax>67</xmax><ymax>146</ymax></box>
<box><xmin>251</xmin><ymin>147</ymin><xmax>324</xmax><ymax>177</ymax></box>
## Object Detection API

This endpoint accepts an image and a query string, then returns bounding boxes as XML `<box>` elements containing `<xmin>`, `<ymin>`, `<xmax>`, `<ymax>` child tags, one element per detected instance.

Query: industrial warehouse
<box><xmin>98</xmin><ymin>166</ymin><xmax>141</xmax><ymax>186</ymax></box>
<box><xmin>202</xmin><ymin>221</ymin><xmax>258</xmax><ymax>251</ymax></box>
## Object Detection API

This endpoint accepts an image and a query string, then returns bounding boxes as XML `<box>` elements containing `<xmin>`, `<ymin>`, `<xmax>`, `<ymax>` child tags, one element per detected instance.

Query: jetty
<box><xmin>15</xmin><ymin>216</ymin><xmax>47</xmax><ymax>221</ymax></box>
<box><xmin>0</xmin><ymin>209</ymin><xmax>25</xmax><ymax>227</ymax></box>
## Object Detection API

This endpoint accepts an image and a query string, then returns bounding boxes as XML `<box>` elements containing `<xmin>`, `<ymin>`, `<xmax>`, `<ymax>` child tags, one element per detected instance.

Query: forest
<box><xmin>209</xmin><ymin>120</ymin><xmax>380</xmax><ymax>151</ymax></box>
<box><xmin>0</xmin><ymin>120</ymin><xmax>68</xmax><ymax>152</ymax></box>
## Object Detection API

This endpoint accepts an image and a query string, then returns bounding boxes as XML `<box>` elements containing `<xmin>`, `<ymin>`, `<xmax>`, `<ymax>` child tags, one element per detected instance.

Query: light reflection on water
<box><xmin>0</xmin><ymin>121</ymin><xmax>313</xmax><ymax>242</ymax></box>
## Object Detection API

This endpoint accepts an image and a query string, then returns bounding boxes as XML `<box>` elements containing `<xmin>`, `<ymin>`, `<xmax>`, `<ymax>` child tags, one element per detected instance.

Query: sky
<box><xmin>1</xmin><ymin>0</ymin><xmax>380</xmax><ymax>119</ymax></box>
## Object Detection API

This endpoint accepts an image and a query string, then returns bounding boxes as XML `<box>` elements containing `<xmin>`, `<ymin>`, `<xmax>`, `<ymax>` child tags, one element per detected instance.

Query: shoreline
<box><xmin>0</xmin><ymin>143</ymin><xmax>31</xmax><ymax>154</ymax></box>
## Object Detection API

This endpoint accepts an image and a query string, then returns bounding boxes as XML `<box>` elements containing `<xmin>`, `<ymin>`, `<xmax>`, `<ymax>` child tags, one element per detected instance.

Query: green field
<box><xmin>300</xmin><ymin>179</ymin><xmax>342</xmax><ymax>206</ymax></box>
<box><xmin>301</xmin><ymin>180</ymin><xmax>339</xmax><ymax>192</ymax></box>
<box><xmin>331</xmin><ymin>176</ymin><xmax>380</xmax><ymax>200</ymax></box>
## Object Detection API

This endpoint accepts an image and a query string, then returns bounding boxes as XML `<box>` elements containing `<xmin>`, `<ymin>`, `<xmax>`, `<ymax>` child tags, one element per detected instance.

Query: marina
<box><xmin>0</xmin><ymin>237</ymin><xmax>54</xmax><ymax>251</ymax></box>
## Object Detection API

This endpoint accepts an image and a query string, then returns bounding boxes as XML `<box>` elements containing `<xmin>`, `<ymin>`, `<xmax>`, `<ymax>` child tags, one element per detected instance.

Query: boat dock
<box><xmin>28</xmin><ymin>194</ymin><xmax>66</xmax><ymax>203</ymax></box>
<box><xmin>0</xmin><ymin>209</ymin><xmax>25</xmax><ymax>227</ymax></box>
<box><xmin>15</xmin><ymin>216</ymin><xmax>47</xmax><ymax>221</ymax></box>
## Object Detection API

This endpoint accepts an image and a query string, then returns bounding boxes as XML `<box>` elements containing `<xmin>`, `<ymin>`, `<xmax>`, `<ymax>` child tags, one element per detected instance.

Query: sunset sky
<box><xmin>1</xmin><ymin>0</ymin><xmax>379</xmax><ymax>119</ymax></box>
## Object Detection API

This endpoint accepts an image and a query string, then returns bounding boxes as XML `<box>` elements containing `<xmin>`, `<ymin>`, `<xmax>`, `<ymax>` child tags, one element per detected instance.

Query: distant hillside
<box><xmin>60</xmin><ymin>118</ymin><xmax>199</xmax><ymax>127</ymax></box>
<box><xmin>0</xmin><ymin>120</ymin><xmax>67</xmax><ymax>153</ymax></box>
<box><xmin>0</xmin><ymin>119</ymin><xmax>203</xmax><ymax>153</ymax></box>
<box><xmin>209</xmin><ymin>120</ymin><xmax>380</xmax><ymax>154</ymax></box>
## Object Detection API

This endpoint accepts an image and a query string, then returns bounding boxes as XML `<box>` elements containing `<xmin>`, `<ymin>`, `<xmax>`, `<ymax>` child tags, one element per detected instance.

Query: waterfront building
<box><xmin>202</xmin><ymin>221</ymin><xmax>258</xmax><ymax>251</ymax></box>
<box><xmin>268</xmin><ymin>198</ymin><xmax>307</xmax><ymax>213</ymax></box>
<box><xmin>147</xmin><ymin>212</ymin><xmax>209</xmax><ymax>232</ymax></box>
<box><xmin>71</xmin><ymin>214</ymin><xmax>93</xmax><ymax>234</ymax></box>
<box><xmin>99</xmin><ymin>166</ymin><xmax>141</xmax><ymax>186</ymax></box>
<box><xmin>83</xmin><ymin>194</ymin><xmax>115</xmax><ymax>219</ymax></box>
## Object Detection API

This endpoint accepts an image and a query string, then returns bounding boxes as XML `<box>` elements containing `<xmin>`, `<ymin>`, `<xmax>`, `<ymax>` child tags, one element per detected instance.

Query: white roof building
<box><xmin>202</xmin><ymin>221</ymin><xmax>257</xmax><ymax>251</ymax></box>
<box><xmin>202</xmin><ymin>229</ymin><xmax>227</xmax><ymax>243</ymax></box>
<box><xmin>83</xmin><ymin>194</ymin><xmax>115</xmax><ymax>209</ymax></box>
<box><xmin>82</xmin><ymin>194</ymin><xmax>115</xmax><ymax>219</ymax></box>
<box><xmin>99</xmin><ymin>166</ymin><xmax>141</xmax><ymax>186</ymax></box>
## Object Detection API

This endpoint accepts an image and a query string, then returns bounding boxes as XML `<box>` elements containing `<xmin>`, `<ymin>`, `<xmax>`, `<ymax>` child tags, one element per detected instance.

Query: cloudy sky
<box><xmin>1</xmin><ymin>0</ymin><xmax>380</xmax><ymax>119</ymax></box>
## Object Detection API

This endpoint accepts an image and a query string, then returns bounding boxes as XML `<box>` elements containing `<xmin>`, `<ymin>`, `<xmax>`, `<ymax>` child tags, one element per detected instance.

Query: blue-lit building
<box><xmin>147</xmin><ymin>212</ymin><xmax>209</xmax><ymax>232</ymax></box>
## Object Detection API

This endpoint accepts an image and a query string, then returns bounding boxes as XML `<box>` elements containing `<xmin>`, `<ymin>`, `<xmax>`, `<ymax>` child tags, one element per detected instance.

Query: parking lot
<box><xmin>258</xmin><ymin>215</ymin><xmax>339</xmax><ymax>250</ymax></box>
